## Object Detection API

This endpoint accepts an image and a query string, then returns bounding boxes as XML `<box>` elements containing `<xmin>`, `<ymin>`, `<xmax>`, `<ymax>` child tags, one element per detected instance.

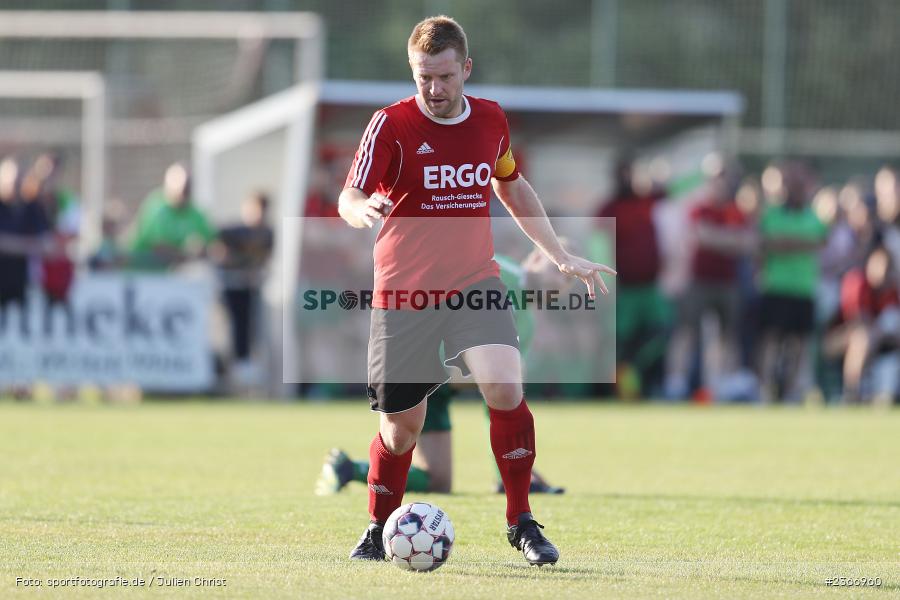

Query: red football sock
<box><xmin>367</xmin><ymin>433</ymin><xmax>414</xmax><ymax>524</ymax></box>
<box><xmin>489</xmin><ymin>398</ymin><xmax>536</xmax><ymax>525</ymax></box>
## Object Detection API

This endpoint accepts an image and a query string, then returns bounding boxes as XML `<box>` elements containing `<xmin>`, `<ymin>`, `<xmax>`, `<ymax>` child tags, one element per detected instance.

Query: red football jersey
<box><xmin>345</xmin><ymin>95</ymin><xmax>519</xmax><ymax>309</ymax></box>
<box><xmin>690</xmin><ymin>201</ymin><xmax>746</xmax><ymax>283</ymax></box>
<box><xmin>596</xmin><ymin>194</ymin><xmax>661</xmax><ymax>285</ymax></box>
<box><xmin>840</xmin><ymin>268</ymin><xmax>899</xmax><ymax>322</ymax></box>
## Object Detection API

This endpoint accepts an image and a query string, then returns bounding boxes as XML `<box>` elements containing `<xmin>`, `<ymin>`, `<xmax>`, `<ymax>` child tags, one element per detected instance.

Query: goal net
<box><xmin>0</xmin><ymin>10</ymin><xmax>323</xmax><ymax>245</ymax></box>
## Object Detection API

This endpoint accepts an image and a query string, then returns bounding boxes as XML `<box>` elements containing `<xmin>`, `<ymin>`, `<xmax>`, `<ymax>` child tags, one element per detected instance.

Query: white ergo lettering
<box><xmin>424</xmin><ymin>163</ymin><xmax>492</xmax><ymax>189</ymax></box>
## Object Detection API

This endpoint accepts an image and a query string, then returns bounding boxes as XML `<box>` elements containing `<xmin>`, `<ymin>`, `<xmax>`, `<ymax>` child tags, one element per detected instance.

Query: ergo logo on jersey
<box><xmin>423</xmin><ymin>163</ymin><xmax>492</xmax><ymax>190</ymax></box>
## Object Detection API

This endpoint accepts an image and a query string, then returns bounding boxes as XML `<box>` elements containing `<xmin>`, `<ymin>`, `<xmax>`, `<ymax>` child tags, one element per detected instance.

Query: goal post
<box><xmin>0</xmin><ymin>11</ymin><xmax>324</xmax><ymax>82</ymax></box>
<box><xmin>192</xmin><ymin>83</ymin><xmax>319</xmax><ymax>394</ymax></box>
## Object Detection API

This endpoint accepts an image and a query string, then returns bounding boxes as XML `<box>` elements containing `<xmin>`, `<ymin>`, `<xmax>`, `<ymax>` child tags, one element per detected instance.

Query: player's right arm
<box><xmin>338</xmin><ymin>188</ymin><xmax>393</xmax><ymax>229</ymax></box>
<box><xmin>339</xmin><ymin>109</ymin><xmax>395</xmax><ymax>229</ymax></box>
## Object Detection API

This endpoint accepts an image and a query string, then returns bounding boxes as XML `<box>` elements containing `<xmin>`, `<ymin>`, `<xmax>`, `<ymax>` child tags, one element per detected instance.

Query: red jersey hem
<box><xmin>370</xmin><ymin>263</ymin><xmax>501</xmax><ymax>310</ymax></box>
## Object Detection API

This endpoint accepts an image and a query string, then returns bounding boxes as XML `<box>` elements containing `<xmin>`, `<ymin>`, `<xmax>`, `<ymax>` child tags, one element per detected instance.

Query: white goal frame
<box><xmin>0</xmin><ymin>11</ymin><xmax>324</xmax><ymax>83</ymax></box>
<box><xmin>0</xmin><ymin>10</ymin><xmax>324</xmax><ymax>263</ymax></box>
<box><xmin>0</xmin><ymin>70</ymin><xmax>105</xmax><ymax>259</ymax></box>
<box><xmin>192</xmin><ymin>83</ymin><xmax>319</xmax><ymax>394</ymax></box>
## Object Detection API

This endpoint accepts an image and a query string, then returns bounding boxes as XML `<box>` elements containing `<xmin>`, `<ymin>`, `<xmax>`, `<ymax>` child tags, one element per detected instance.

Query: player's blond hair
<box><xmin>408</xmin><ymin>15</ymin><xmax>468</xmax><ymax>62</ymax></box>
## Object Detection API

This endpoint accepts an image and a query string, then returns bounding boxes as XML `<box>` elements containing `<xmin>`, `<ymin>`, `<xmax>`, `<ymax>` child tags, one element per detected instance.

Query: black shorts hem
<box><xmin>367</xmin><ymin>380</ymin><xmax>449</xmax><ymax>414</ymax></box>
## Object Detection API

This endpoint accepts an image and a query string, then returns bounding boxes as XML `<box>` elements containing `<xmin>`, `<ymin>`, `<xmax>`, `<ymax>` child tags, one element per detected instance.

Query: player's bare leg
<box><xmin>349</xmin><ymin>399</ymin><xmax>427</xmax><ymax>561</ymax></box>
<box><xmin>664</xmin><ymin>324</ymin><xmax>695</xmax><ymax>399</ymax></box>
<box><xmin>463</xmin><ymin>345</ymin><xmax>559</xmax><ymax>566</ymax></box>
<box><xmin>412</xmin><ymin>431</ymin><xmax>452</xmax><ymax>493</ymax></box>
<box><xmin>379</xmin><ymin>400</ymin><xmax>426</xmax><ymax>455</ymax></box>
<box><xmin>783</xmin><ymin>334</ymin><xmax>812</xmax><ymax>403</ymax></box>
<box><xmin>319</xmin><ymin>389</ymin><xmax>449</xmax><ymax>496</ymax></box>
<box><xmin>841</xmin><ymin>325</ymin><xmax>870</xmax><ymax>404</ymax></box>
<box><xmin>758</xmin><ymin>332</ymin><xmax>780</xmax><ymax>404</ymax></box>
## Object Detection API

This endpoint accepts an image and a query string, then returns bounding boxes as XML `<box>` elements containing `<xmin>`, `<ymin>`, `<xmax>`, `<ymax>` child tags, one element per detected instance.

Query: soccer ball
<box><xmin>382</xmin><ymin>502</ymin><xmax>454</xmax><ymax>572</ymax></box>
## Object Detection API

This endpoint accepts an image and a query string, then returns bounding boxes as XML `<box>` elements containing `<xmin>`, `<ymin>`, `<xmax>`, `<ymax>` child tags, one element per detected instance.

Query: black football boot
<box><xmin>349</xmin><ymin>521</ymin><xmax>385</xmax><ymax>561</ymax></box>
<box><xmin>507</xmin><ymin>512</ymin><xmax>559</xmax><ymax>566</ymax></box>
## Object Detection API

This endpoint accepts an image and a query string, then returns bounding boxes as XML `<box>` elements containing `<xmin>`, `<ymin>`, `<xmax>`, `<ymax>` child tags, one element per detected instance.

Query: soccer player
<box><xmin>315</xmin><ymin>250</ymin><xmax>569</xmax><ymax>497</ymax></box>
<box><xmin>338</xmin><ymin>16</ymin><xmax>614</xmax><ymax>566</ymax></box>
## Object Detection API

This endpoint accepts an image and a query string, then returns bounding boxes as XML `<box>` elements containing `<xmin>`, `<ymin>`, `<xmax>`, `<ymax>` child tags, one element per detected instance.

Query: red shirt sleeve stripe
<box><xmin>351</xmin><ymin>111</ymin><xmax>388</xmax><ymax>190</ymax></box>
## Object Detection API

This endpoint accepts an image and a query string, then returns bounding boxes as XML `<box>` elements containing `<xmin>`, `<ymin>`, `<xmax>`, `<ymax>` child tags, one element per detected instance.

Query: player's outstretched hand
<box><xmin>554</xmin><ymin>253</ymin><xmax>616</xmax><ymax>299</ymax></box>
<box><xmin>357</xmin><ymin>193</ymin><xmax>394</xmax><ymax>228</ymax></box>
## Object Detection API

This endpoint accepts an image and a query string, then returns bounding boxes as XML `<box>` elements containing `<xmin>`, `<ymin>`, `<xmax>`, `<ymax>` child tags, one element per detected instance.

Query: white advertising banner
<box><xmin>0</xmin><ymin>274</ymin><xmax>213</xmax><ymax>391</ymax></box>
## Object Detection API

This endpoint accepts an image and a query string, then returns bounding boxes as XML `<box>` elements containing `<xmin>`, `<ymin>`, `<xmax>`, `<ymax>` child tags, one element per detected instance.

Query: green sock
<box><xmin>352</xmin><ymin>460</ymin><xmax>369</xmax><ymax>483</ymax></box>
<box><xmin>405</xmin><ymin>465</ymin><xmax>431</xmax><ymax>492</ymax></box>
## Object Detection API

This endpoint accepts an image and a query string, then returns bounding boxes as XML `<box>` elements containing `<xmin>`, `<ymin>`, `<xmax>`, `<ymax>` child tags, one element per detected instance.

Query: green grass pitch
<box><xmin>1</xmin><ymin>400</ymin><xmax>898</xmax><ymax>599</ymax></box>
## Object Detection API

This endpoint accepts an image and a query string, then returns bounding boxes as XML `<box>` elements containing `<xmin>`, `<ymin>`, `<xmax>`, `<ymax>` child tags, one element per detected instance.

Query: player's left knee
<box><xmin>380</xmin><ymin>409</ymin><xmax>425</xmax><ymax>454</ymax></box>
<box><xmin>481</xmin><ymin>382</ymin><xmax>523</xmax><ymax>410</ymax></box>
<box><xmin>381</xmin><ymin>427</ymin><xmax>419</xmax><ymax>455</ymax></box>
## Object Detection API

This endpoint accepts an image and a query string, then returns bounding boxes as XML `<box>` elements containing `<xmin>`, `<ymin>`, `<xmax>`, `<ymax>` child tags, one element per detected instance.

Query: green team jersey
<box><xmin>129</xmin><ymin>189</ymin><xmax>215</xmax><ymax>269</ymax></box>
<box><xmin>759</xmin><ymin>204</ymin><xmax>828</xmax><ymax>298</ymax></box>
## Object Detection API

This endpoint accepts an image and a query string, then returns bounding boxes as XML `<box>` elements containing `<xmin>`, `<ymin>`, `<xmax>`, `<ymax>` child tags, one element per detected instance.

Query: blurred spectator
<box><xmin>824</xmin><ymin>244</ymin><xmax>899</xmax><ymax>405</ymax></box>
<box><xmin>814</xmin><ymin>185</ymin><xmax>856</xmax><ymax>326</ymax></box>
<box><xmin>665</xmin><ymin>165</ymin><xmax>754</xmax><ymax>400</ymax></box>
<box><xmin>20</xmin><ymin>152</ymin><xmax>80</xmax><ymax>239</ymax></box>
<box><xmin>20</xmin><ymin>153</ymin><xmax>78</xmax><ymax>325</ymax></box>
<box><xmin>0</xmin><ymin>156</ymin><xmax>51</xmax><ymax>335</ymax></box>
<box><xmin>37</xmin><ymin>231</ymin><xmax>76</xmax><ymax>336</ymax></box>
<box><xmin>874</xmin><ymin>165</ymin><xmax>900</xmax><ymax>280</ymax></box>
<box><xmin>733</xmin><ymin>177</ymin><xmax>765</xmax><ymax>371</ymax></box>
<box><xmin>813</xmin><ymin>184</ymin><xmax>858</xmax><ymax>399</ymax></box>
<box><xmin>90</xmin><ymin>199</ymin><xmax>129</xmax><ymax>270</ymax></box>
<box><xmin>839</xmin><ymin>179</ymin><xmax>877</xmax><ymax>270</ymax></box>
<box><xmin>211</xmin><ymin>191</ymin><xmax>274</xmax><ymax>385</ymax></box>
<box><xmin>597</xmin><ymin>158</ymin><xmax>669</xmax><ymax>397</ymax></box>
<box><xmin>129</xmin><ymin>163</ymin><xmax>215</xmax><ymax>270</ymax></box>
<box><xmin>757</xmin><ymin>162</ymin><xmax>828</xmax><ymax>403</ymax></box>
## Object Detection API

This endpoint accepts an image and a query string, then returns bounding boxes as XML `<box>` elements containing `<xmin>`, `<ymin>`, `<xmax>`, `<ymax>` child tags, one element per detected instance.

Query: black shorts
<box><xmin>759</xmin><ymin>293</ymin><xmax>815</xmax><ymax>335</ymax></box>
<box><xmin>367</xmin><ymin>276</ymin><xmax>519</xmax><ymax>414</ymax></box>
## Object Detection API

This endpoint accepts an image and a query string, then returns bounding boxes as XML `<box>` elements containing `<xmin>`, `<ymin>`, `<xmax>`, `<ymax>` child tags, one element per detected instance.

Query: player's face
<box><xmin>409</xmin><ymin>48</ymin><xmax>472</xmax><ymax>119</ymax></box>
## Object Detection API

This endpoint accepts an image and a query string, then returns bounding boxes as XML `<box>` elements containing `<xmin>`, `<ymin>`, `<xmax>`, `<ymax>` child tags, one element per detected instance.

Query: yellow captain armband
<box><xmin>494</xmin><ymin>146</ymin><xmax>517</xmax><ymax>179</ymax></box>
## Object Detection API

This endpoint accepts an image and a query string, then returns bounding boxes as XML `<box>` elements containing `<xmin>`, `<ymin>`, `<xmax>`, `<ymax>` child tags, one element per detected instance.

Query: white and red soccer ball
<box><xmin>383</xmin><ymin>502</ymin><xmax>454</xmax><ymax>572</ymax></box>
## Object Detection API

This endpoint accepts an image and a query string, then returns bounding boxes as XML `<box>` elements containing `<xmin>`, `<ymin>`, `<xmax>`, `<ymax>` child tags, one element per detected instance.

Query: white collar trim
<box><xmin>415</xmin><ymin>94</ymin><xmax>471</xmax><ymax>125</ymax></box>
